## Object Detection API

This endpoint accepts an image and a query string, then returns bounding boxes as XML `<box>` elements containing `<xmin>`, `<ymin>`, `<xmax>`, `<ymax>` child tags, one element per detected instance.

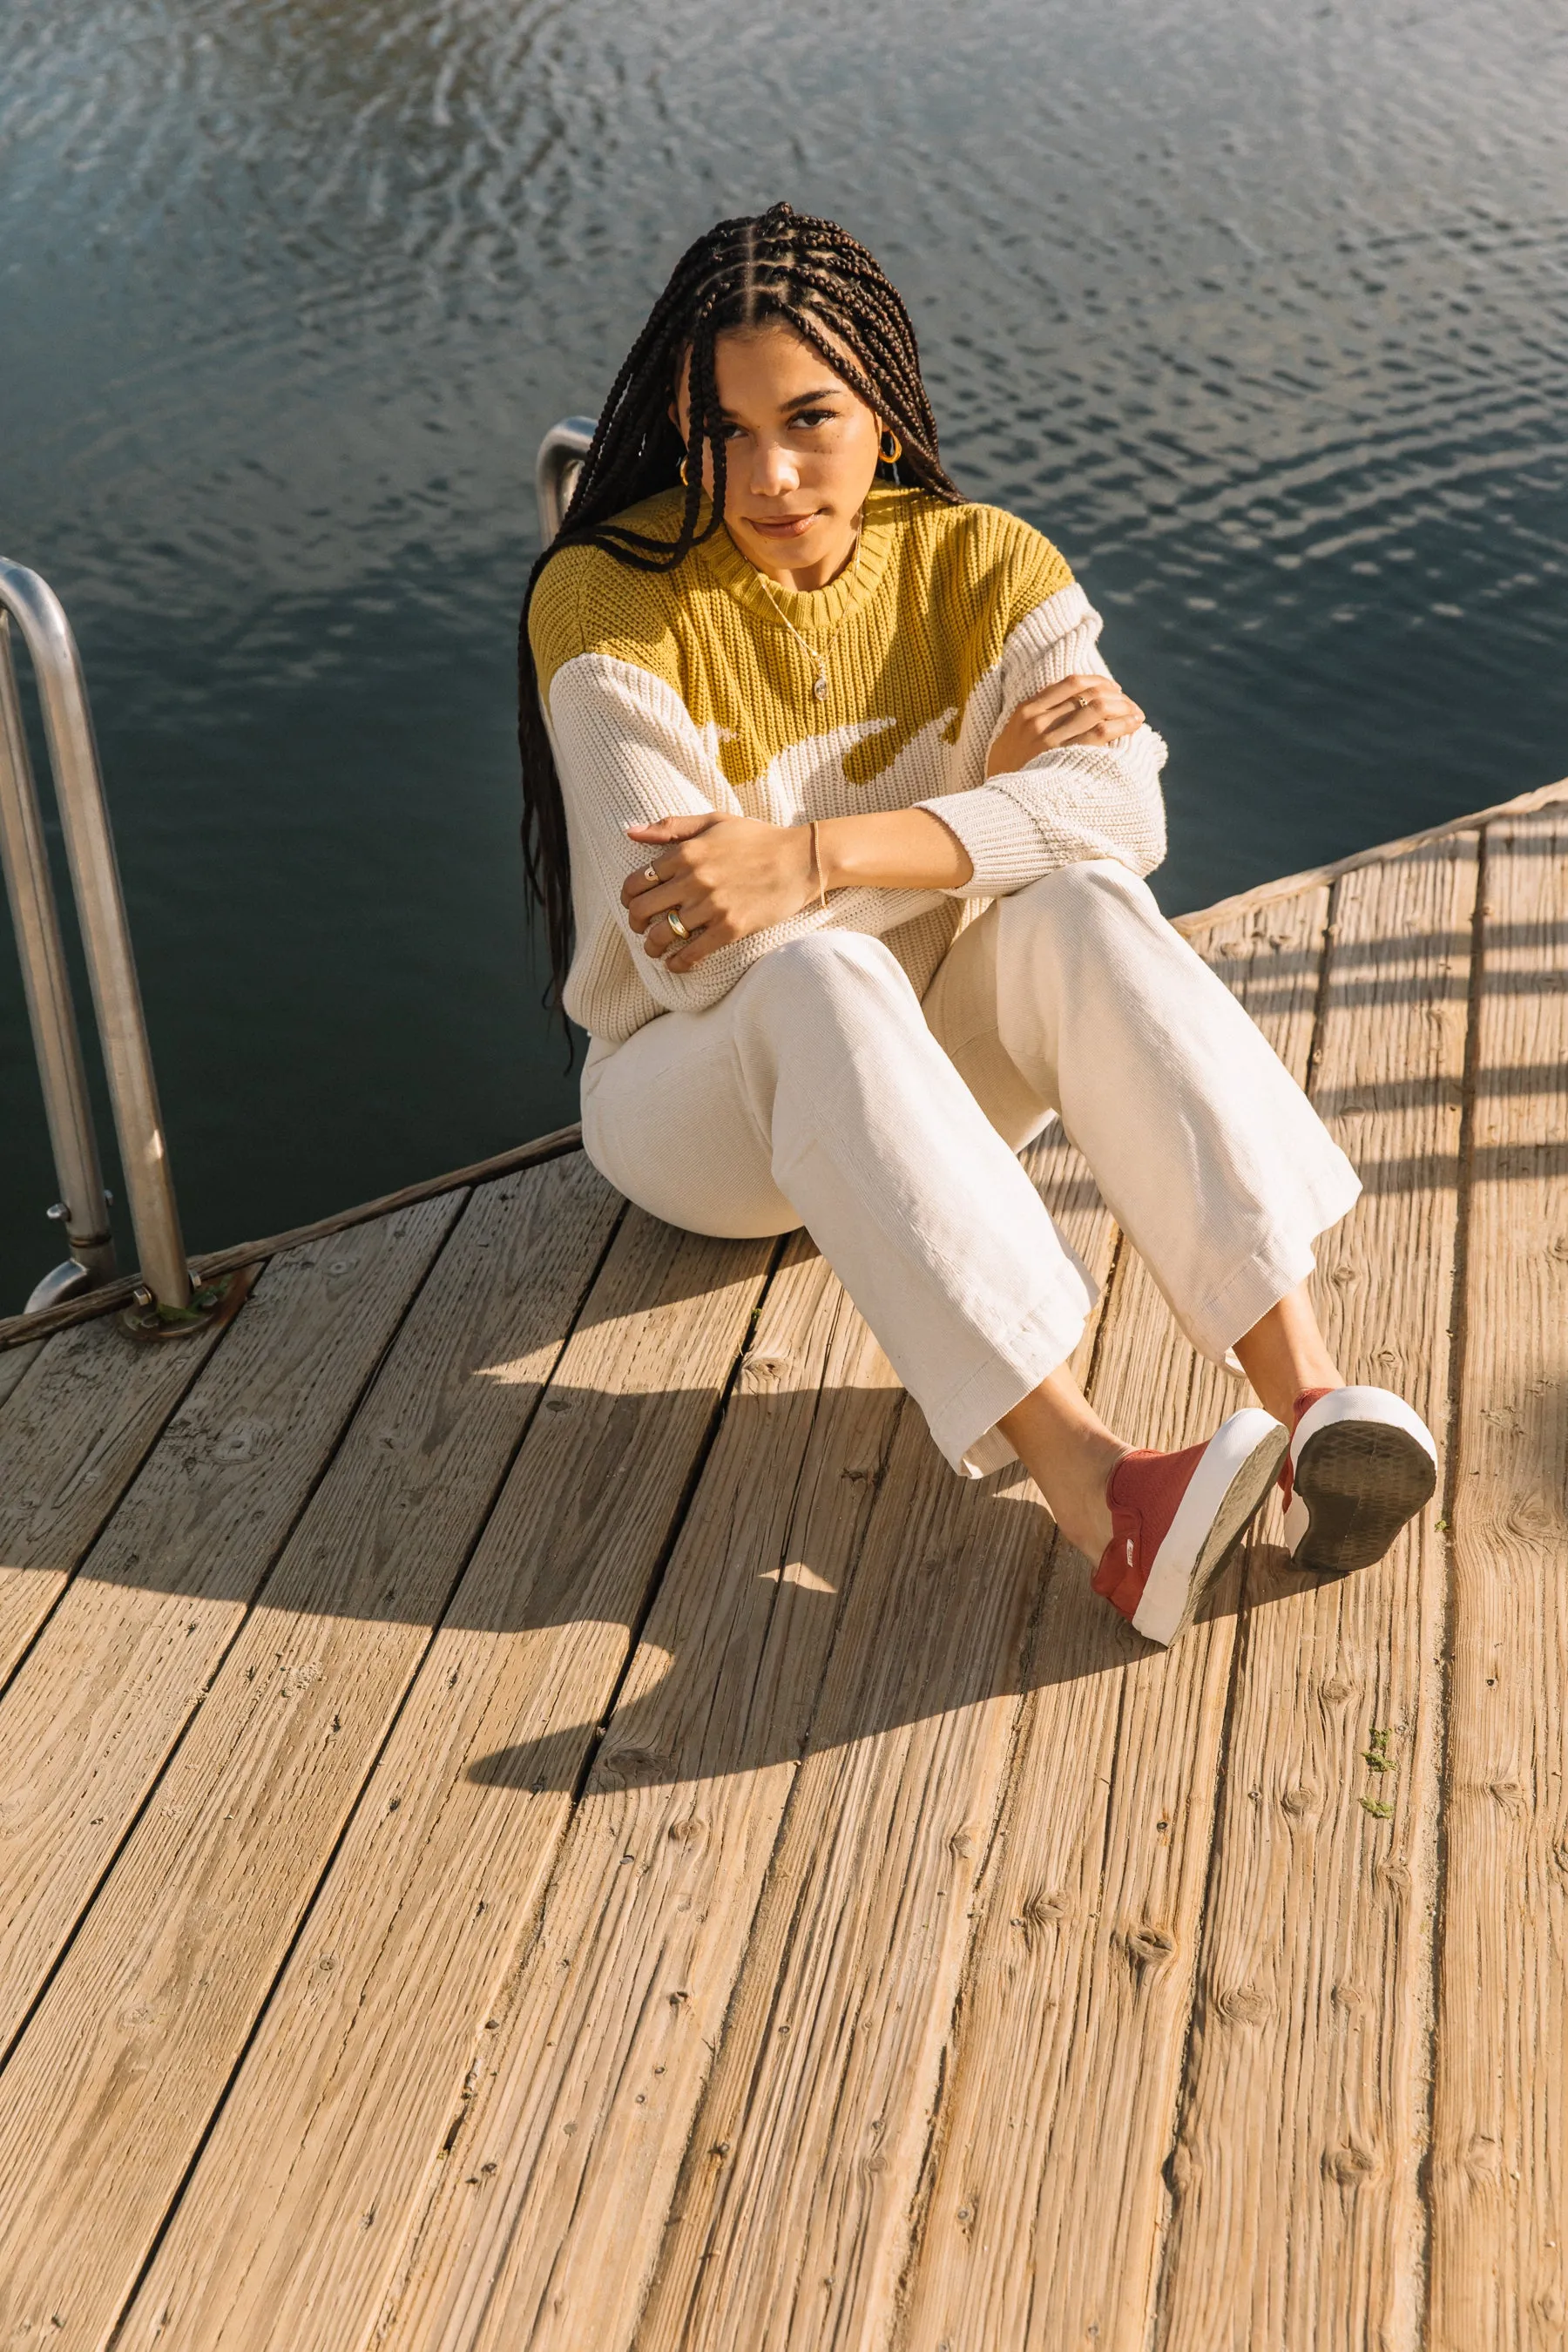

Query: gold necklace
<box><xmin>754</xmin><ymin>529</ymin><xmax>863</xmax><ymax>703</ymax></box>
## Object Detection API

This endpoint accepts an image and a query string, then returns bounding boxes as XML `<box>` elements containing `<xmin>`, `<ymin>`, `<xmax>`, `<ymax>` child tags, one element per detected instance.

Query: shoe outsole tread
<box><xmin>1291</xmin><ymin>1422</ymin><xmax>1437</xmax><ymax>1575</ymax></box>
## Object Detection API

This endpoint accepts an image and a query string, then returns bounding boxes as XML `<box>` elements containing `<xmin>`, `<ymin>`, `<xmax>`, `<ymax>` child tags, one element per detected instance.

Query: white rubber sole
<box><xmin>1283</xmin><ymin>1385</ymin><xmax>1437</xmax><ymax>1573</ymax></box>
<box><xmin>1132</xmin><ymin>1409</ymin><xmax>1289</xmax><ymax>1647</ymax></box>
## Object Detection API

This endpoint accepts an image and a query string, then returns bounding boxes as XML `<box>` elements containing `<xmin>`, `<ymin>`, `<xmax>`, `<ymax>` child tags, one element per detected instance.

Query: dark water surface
<box><xmin>3</xmin><ymin>0</ymin><xmax>1566</xmax><ymax>1308</ymax></box>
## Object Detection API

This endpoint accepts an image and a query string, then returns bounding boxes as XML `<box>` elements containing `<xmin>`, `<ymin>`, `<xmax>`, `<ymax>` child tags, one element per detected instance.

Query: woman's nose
<box><xmin>750</xmin><ymin>437</ymin><xmax>800</xmax><ymax>497</ymax></box>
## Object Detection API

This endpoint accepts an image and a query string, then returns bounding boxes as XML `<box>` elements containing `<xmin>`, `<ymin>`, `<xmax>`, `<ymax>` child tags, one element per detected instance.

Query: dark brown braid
<box><xmin>518</xmin><ymin>201</ymin><xmax>963</xmax><ymax>1026</ymax></box>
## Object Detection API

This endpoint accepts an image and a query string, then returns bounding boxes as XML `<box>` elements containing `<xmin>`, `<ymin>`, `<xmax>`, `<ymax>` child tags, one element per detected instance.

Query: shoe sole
<box><xmin>1290</xmin><ymin>1420</ymin><xmax>1437</xmax><ymax>1575</ymax></box>
<box><xmin>1132</xmin><ymin>1410</ymin><xmax>1289</xmax><ymax>1646</ymax></box>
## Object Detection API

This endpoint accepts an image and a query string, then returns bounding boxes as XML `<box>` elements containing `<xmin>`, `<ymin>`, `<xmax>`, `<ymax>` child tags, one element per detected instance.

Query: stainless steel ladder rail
<box><xmin>535</xmin><ymin>416</ymin><xmax>597</xmax><ymax>546</ymax></box>
<box><xmin>0</xmin><ymin>561</ymin><xmax>193</xmax><ymax>1317</ymax></box>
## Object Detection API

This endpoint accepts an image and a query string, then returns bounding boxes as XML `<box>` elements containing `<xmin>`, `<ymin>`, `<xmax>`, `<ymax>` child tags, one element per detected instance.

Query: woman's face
<box><xmin>672</xmin><ymin>321</ymin><xmax>882</xmax><ymax>590</ymax></box>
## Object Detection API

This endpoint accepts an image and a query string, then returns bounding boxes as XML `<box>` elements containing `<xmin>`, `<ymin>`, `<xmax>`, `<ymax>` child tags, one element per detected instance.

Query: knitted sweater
<box><xmin>530</xmin><ymin>484</ymin><xmax>1168</xmax><ymax>1044</ymax></box>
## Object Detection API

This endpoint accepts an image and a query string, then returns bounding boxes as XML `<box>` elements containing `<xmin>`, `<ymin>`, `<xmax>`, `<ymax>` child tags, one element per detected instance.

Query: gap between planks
<box><xmin>90</xmin><ymin>1194</ymin><xmax>772</xmax><ymax>2352</ymax></box>
<box><xmin>0</xmin><ymin>1162</ymin><xmax>629</xmax><ymax>2348</ymax></box>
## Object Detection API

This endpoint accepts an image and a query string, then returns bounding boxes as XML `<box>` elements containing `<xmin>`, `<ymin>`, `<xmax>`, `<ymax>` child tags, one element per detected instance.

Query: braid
<box><xmin>517</xmin><ymin>202</ymin><xmax>963</xmax><ymax>1026</ymax></box>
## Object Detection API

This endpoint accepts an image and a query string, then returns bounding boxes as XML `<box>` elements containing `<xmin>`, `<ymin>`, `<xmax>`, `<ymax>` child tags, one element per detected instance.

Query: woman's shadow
<box><xmin>448</xmin><ymin>1365</ymin><xmax>1343</xmax><ymax>1801</ymax></box>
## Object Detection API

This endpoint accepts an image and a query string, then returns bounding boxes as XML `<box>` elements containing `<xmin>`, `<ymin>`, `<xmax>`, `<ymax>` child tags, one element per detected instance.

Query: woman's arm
<box><xmin>549</xmin><ymin>653</ymin><xmax>950</xmax><ymax>1008</ymax></box>
<box><xmin>623</xmin><ymin>804</ymin><xmax>971</xmax><ymax>970</ymax></box>
<box><xmin>914</xmin><ymin>585</ymin><xmax>1167</xmax><ymax>896</ymax></box>
<box><xmin>624</xmin><ymin>653</ymin><xmax>1146</xmax><ymax>970</ymax></box>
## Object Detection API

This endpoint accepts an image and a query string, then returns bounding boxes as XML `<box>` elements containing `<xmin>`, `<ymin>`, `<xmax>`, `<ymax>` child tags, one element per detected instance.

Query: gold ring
<box><xmin>642</xmin><ymin>863</ymin><xmax>661</xmax><ymax>883</ymax></box>
<box><xmin>1076</xmin><ymin>693</ymin><xmax>1092</xmax><ymax>711</ymax></box>
<box><xmin>666</xmin><ymin>909</ymin><xmax>690</xmax><ymax>943</ymax></box>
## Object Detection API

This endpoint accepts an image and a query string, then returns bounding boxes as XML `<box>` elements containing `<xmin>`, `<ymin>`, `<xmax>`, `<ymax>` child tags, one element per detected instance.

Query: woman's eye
<box><xmin>792</xmin><ymin>409</ymin><xmax>836</xmax><ymax>430</ymax></box>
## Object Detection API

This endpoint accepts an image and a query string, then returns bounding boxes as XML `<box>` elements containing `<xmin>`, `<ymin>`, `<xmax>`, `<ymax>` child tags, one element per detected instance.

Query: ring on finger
<box><xmin>665</xmin><ymin>909</ymin><xmax>690</xmax><ymax>943</ymax></box>
<box><xmin>642</xmin><ymin>862</ymin><xmax>662</xmax><ymax>884</ymax></box>
<box><xmin>1075</xmin><ymin>693</ymin><xmax>1092</xmax><ymax>711</ymax></box>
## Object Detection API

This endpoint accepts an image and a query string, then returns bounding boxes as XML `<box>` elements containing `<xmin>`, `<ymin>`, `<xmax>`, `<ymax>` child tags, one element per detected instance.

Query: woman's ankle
<box><xmin>1232</xmin><ymin>1282</ymin><xmax>1343</xmax><ymax>1427</ymax></box>
<box><xmin>998</xmin><ymin>1376</ymin><xmax>1125</xmax><ymax>1558</ymax></box>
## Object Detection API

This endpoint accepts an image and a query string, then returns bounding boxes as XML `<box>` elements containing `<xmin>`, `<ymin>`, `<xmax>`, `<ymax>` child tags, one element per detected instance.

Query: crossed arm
<box><xmin>621</xmin><ymin>669</ymin><xmax>1146</xmax><ymax>972</ymax></box>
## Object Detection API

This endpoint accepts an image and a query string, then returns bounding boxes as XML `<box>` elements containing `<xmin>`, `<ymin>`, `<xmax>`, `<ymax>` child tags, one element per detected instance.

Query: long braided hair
<box><xmin>519</xmin><ymin>201</ymin><xmax>963</xmax><ymax>1021</ymax></box>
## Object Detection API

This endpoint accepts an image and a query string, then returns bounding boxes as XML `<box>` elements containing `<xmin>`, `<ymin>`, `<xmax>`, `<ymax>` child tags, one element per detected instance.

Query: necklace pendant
<box><xmin>812</xmin><ymin>674</ymin><xmax>828</xmax><ymax>702</ymax></box>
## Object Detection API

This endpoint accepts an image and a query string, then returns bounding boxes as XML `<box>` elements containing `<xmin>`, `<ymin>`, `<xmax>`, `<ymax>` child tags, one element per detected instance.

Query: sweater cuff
<box><xmin>917</xmin><ymin>786</ymin><xmax>1050</xmax><ymax>897</ymax></box>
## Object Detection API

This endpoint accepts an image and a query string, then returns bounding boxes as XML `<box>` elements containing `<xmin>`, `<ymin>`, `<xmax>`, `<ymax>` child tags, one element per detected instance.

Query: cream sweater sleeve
<box><xmin>916</xmin><ymin>583</ymin><xmax>1168</xmax><ymax>896</ymax></box>
<box><xmin>546</xmin><ymin>652</ymin><xmax>947</xmax><ymax>1024</ymax></box>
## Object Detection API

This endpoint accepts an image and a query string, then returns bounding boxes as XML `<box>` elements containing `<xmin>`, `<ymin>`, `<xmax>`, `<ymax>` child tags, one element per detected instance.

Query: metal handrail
<box><xmin>535</xmin><ymin>416</ymin><xmax>597</xmax><ymax>546</ymax></box>
<box><xmin>0</xmin><ymin>562</ymin><xmax>192</xmax><ymax>1317</ymax></box>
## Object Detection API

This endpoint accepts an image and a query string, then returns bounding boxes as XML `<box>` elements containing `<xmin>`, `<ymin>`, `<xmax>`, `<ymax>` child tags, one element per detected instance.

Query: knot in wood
<box><xmin>1018</xmin><ymin>1889</ymin><xmax>1071</xmax><ymax>1945</ymax></box>
<box><xmin>1217</xmin><ymin>1984</ymin><xmax>1272</xmax><ymax>2024</ymax></box>
<box><xmin>1323</xmin><ymin>2141</ymin><xmax>1380</xmax><ymax>2187</ymax></box>
<box><xmin>1124</xmin><ymin>1922</ymin><xmax>1177</xmax><ymax>1970</ymax></box>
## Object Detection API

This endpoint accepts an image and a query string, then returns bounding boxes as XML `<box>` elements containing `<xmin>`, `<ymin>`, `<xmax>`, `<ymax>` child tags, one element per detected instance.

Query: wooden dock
<box><xmin>0</xmin><ymin>782</ymin><xmax>1564</xmax><ymax>2352</ymax></box>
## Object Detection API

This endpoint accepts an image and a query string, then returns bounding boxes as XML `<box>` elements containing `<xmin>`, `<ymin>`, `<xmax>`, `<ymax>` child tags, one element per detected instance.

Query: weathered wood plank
<box><xmin>0</xmin><ymin>1125</ymin><xmax>585</xmax><ymax>1355</ymax></box>
<box><xmin>1173</xmin><ymin>774</ymin><xmax>1568</xmax><ymax>938</ymax></box>
<box><xmin>0</xmin><ymin>1194</ymin><xmax>459</xmax><ymax>2076</ymax></box>
<box><xmin>0</xmin><ymin>1339</ymin><xmax>40</xmax><ymax>1410</ymax></box>
<box><xmin>372</xmin><ymin>1238</ymin><xmax>907</xmax><ymax>2352</ymax></box>
<box><xmin>0</xmin><ymin>1159</ymin><xmax>623</xmax><ymax>2352</ymax></box>
<box><xmin>1429</xmin><ymin>807</ymin><xmax>1568</xmax><ymax>2351</ymax></box>
<box><xmin>635</xmin><ymin>1130</ymin><xmax>1118</xmax><ymax>2352</ymax></box>
<box><xmin>901</xmin><ymin>887</ymin><xmax>1330</xmax><ymax>2352</ymax></box>
<box><xmin>0</xmin><ymin>1314</ymin><xmax>226</xmax><ymax>1686</ymax></box>
<box><xmin>1158</xmin><ymin>836</ymin><xmax>1476</xmax><ymax>2351</ymax></box>
<box><xmin>116</xmin><ymin>1209</ymin><xmax>771</xmax><ymax>2352</ymax></box>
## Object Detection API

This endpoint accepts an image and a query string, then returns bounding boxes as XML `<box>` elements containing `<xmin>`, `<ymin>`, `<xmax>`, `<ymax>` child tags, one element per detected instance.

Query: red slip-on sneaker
<box><xmin>1092</xmin><ymin>1409</ymin><xmax>1288</xmax><ymax>1647</ymax></box>
<box><xmin>1281</xmin><ymin>1384</ymin><xmax>1437</xmax><ymax>1574</ymax></box>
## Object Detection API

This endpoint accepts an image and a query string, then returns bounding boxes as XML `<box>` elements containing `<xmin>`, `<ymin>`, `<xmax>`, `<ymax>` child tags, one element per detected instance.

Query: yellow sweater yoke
<box><xmin>528</xmin><ymin>486</ymin><xmax>1075</xmax><ymax>797</ymax></box>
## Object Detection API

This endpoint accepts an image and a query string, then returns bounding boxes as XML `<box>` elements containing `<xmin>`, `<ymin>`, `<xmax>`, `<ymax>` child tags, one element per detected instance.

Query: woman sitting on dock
<box><xmin>519</xmin><ymin>202</ymin><xmax>1436</xmax><ymax>1646</ymax></box>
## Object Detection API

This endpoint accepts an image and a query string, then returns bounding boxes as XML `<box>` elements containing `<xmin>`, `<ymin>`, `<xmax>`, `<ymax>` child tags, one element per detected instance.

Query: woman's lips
<box><xmin>743</xmin><ymin>512</ymin><xmax>821</xmax><ymax>537</ymax></box>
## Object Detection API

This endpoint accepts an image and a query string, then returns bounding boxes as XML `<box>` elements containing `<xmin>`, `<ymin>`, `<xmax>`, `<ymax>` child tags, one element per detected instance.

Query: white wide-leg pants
<box><xmin>580</xmin><ymin>862</ymin><xmax>1361</xmax><ymax>1477</ymax></box>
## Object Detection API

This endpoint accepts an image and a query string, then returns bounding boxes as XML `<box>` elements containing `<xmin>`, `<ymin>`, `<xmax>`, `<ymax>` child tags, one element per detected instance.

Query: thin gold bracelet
<box><xmin>808</xmin><ymin>819</ymin><xmax>827</xmax><ymax>909</ymax></box>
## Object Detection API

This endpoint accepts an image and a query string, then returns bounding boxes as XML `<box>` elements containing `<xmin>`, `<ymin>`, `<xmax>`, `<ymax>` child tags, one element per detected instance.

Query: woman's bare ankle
<box><xmin>1233</xmin><ymin>1281</ymin><xmax>1343</xmax><ymax>1427</ymax></box>
<box><xmin>997</xmin><ymin>1373</ymin><xmax>1127</xmax><ymax>1560</ymax></box>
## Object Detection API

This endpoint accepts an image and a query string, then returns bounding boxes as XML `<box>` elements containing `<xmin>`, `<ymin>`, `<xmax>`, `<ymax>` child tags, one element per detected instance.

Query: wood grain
<box><xmin>635</xmin><ymin>1129</ymin><xmax>1119</xmax><ymax>2352</ymax></box>
<box><xmin>902</xmin><ymin>887</ymin><xmax>1331</xmax><ymax>2352</ymax></box>
<box><xmin>0</xmin><ymin>1339</ymin><xmax>40</xmax><ymax>1410</ymax></box>
<box><xmin>373</xmin><ymin>1239</ymin><xmax>908</xmax><ymax>2352</ymax></box>
<box><xmin>1173</xmin><ymin>774</ymin><xmax>1568</xmax><ymax>939</ymax></box>
<box><xmin>0</xmin><ymin>1160</ymin><xmax>621</xmax><ymax>2352</ymax></box>
<box><xmin>0</xmin><ymin>1311</ymin><xmax>225</xmax><ymax>1685</ymax></box>
<box><xmin>0</xmin><ymin>1125</ymin><xmax>585</xmax><ymax>1355</ymax></box>
<box><xmin>1429</xmin><ymin>808</ymin><xmax>1568</xmax><ymax>2351</ymax></box>
<box><xmin>0</xmin><ymin>1194</ymin><xmax>459</xmax><ymax>2077</ymax></box>
<box><xmin>1158</xmin><ymin>837</ymin><xmax>1476</xmax><ymax>2351</ymax></box>
<box><xmin>118</xmin><ymin>1209</ymin><xmax>771</xmax><ymax>2352</ymax></box>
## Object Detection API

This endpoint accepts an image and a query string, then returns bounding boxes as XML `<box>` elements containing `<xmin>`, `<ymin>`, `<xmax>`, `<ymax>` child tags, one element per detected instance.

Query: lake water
<box><xmin>3</xmin><ymin>0</ymin><xmax>1565</xmax><ymax>1309</ymax></box>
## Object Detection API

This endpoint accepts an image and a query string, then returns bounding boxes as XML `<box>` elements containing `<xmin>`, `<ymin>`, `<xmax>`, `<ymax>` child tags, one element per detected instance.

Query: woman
<box><xmin>520</xmin><ymin>202</ymin><xmax>1436</xmax><ymax>1646</ymax></box>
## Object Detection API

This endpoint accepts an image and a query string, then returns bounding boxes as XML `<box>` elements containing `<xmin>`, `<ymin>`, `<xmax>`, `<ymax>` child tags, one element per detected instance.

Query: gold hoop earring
<box><xmin>879</xmin><ymin>429</ymin><xmax>902</xmax><ymax>464</ymax></box>
<box><xmin>679</xmin><ymin>455</ymin><xmax>691</xmax><ymax>486</ymax></box>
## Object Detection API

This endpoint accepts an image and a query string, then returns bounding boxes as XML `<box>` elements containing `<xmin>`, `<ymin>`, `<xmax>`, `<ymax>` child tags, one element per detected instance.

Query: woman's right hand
<box><xmin>986</xmin><ymin>672</ymin><xmax>1145</xmax><ymax>776</ymax></box>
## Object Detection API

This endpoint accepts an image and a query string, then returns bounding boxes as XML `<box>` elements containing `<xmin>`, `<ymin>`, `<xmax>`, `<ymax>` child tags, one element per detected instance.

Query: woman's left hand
<box><xmin>621</xmin><ymin>813</ymin><xmax>816</xmax><ymax>970</ymax></box>
<box><xmin>986</xmin><ymin>672</ymin><xmax>1144</xmax><ymax>776</ymax></box>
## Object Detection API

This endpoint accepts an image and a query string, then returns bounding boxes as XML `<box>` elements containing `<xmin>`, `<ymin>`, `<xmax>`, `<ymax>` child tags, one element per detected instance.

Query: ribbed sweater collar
<box><xmin>693</xmin><ymin>484</ymin><xmax>912</xmax><ymax>635</ymax></box>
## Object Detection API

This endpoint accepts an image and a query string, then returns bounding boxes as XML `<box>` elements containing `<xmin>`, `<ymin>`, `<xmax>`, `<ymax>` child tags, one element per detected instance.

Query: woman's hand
<box><xmin>621</xmin><ymin>813</ymin><xmax>816</xmax><ymax>971</ymax></box>
<box><xmin>986</xmin><ymin>672</ymin><xmax>1145</xmax><ymax>777</ymax></box>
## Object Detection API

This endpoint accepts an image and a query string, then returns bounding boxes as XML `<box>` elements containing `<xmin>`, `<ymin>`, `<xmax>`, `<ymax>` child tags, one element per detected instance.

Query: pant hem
<box><xmin>925</xmin><ymin>1287</ymin><xmax>1095</xmax><ymax>1478</ymax></box>
<box><xmin>1182</xmin><ymin>1168</ymin><xmax>1363</xmax><ymax>1363</ymax></box>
